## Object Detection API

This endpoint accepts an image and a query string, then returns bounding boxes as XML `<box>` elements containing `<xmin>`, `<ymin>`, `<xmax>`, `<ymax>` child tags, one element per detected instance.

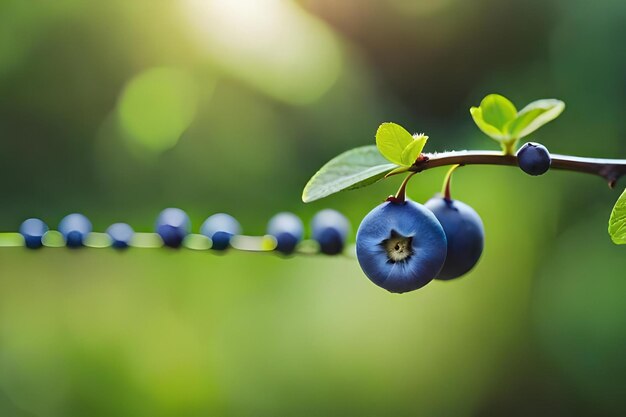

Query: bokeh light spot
<box><xmin>181</xmin><ymin>0</ymin><xmax>342</xmax><ymax>105</ymax></box>
<box><xmin>117</xmin><ymin>67</ymin><xmax>198</xmax><ymax>153</ymax></box>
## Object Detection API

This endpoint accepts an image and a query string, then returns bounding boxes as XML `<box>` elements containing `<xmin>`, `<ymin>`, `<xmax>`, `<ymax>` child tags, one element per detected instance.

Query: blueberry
<box><xmin>107</xmin><ymin>223</ymin><xmax>134</xmax><ymax>249</ymax></box>
<box><xmin>200</xmin><ymin>213</ymin><xmax>242</xmax><ymax>250</ymax></box>
<box><xmin>356</xmin><ymin>200</ymin><xmax>447</xmax><ymax>293</ymax></box>
<box><xmin>19</xmin><ymin>218</ymin><xmax>48</xmax><ymax>249</ymax></box>
<box><xmin>311</xmin><ymin>209</ymin><xmax>351</xmax><ymax>255</ymax></box>
<box><xmin>267</xmin><ymin>212</ymin><xmax>304</xmax><ymax>254</ymax></box>
<box><xmin>425</xmin><ymin>197</ymin><xmax>484</xmax><ymax>280</ymax></box>
<box><xmin>517</xmin><ymin>142</ymin><xmax>551</xmax><ymax>176</ymax></box>
<box><xmin>156</xmin><ymin>208</ymin><xmax>190</xmax><ymax>248</ymax></box>
<box><xmin>58</xmin><ymin>213</ymin><xmax>92</xmax><ymax>248</ymax></box>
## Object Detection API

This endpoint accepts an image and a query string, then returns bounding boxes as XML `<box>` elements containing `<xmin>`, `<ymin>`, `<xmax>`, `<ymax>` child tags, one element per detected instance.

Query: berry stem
<box><xmin>441</xmin><ymin>165</ymin><xmax>460</xmax><ymax>201</ymax></box>
<box><xmin>387</xmin><ymin>172</ymin><xmax>416</xmax><ymax>204</ymax></box>
<box><xmin>383</xmin><ymin>150</ymin><xmax>626</xmax><ymax>188</ymax></box>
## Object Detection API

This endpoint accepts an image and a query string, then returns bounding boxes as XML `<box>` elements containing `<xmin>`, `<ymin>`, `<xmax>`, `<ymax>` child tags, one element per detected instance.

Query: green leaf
<box><xmin>375</xmin><ymin>122</ymin><xmax>414</xmax><ymax>165</ymax></box>
<box><xmin>469</xmin><ymin>94</ymin><xmax>517</xmax><ymax>142</ymax></box>
<box><xmin>479</xmin><ymin>94</ymin><xmax>517</xmax><ymax>131</ymax></box>
<box><xmin>504</xmin><ymin>108</ymin><xmax>544</xmax><ymax>137</ymax></box>
<box><xmin>470</xmin><ymin>107</ymin><xmax>507</xmax><ymax>140</ymax></box>
<box><xmin>400</xmin><ymin>134</ymin><xmax>428</xmax><ymax>166</ymax></box>
<box><xmin>505</xmin><ymin>99</ymin><xmax>565</xmax><ymax>139</ymax></box>
<box><xmin>609</xmin><ymin>188</ymin><xmax>626</xmax><ymax>244</ymax></box>
<box><xmin>470</xmin><ymin>95</ymin><xmax>565</xmax><ymax>155</ymax></box>
<box><xmin>302</xmin><ymin>146</ymin><xmax>397</xmax><ymax>203</ymax></box>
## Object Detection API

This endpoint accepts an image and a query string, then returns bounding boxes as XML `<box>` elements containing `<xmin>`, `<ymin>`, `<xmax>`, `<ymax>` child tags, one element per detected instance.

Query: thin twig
<box><xmin>403</xmin><ymin>151</ymin><xmax>626</xmax><ymax>188</ymax></box>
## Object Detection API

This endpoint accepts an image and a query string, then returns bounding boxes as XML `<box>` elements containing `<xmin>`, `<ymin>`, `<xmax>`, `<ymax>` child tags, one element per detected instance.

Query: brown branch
<box><xmin>406</xmin><ymin>151</ymin><xmax>626</xmax><ymax>188</ymax></box>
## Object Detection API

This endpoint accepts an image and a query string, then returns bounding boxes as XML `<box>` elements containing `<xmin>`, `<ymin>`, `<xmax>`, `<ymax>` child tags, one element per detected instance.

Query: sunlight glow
<box><xmin>181</xmin><ymin>0</ymin><xmax>342</xmax><ymax>104</ymax></box>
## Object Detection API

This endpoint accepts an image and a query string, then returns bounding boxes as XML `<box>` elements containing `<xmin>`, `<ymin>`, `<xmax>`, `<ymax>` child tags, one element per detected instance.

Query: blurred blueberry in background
<box><xmin>107</xmin><ymin>223</ymin><xmax>134</xmax><ymax>249</ymax></box>
<box><xmin>200</xmin><ymin>213</ymin><xmax>242</xmax><ymax>250</ymax></box>
<box><xmin>58</xmin><ymin>213</ymin><xmax>92</xmax><ymax>248</ymax></box>
<box><xmin>267</xmin><ymin>212</ymin><xmax>304</xmax><ymax>254</ymax></box>
<box><xmin>156</xmin><ymin>208</ymin><xmax>190</xmax><ymax>248</ymax></box>
<box><xmin>19</xmin><ymin>218</ymin><xmax>48</xmax><ymax>249</ymax></box>
<box><xmin>311</xmin><ymin>209</ymin><xmax>350</xmax><ymax>255</ymax></box>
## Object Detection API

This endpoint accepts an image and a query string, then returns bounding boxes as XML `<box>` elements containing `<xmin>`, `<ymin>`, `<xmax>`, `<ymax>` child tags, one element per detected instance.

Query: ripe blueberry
<box><xmin>356</xmin><ymin>200</ymin><xmax>447</xmax><ymax>293</ymax></box>
<box><xmin>201</xmin><ymin>213</ymin><xmax>242</xmax><ymax>250</ymax></box>
<box><xmin>19</xmin><ymin>218</ymin><xmax>48</xmax><ymax>249</ymax></box>
<box><xmin>517</xmin><ymin>142</ymin><xmax>551</xmax><ymax>176</ymax></box>
<box><xmin>311</xmin><ymin>209</ymin><xmax>351</xmax><ymax>255</ymax></box>
<box><xmin>267</xmin><ymin>212</ymin><xmax>304</xmax><ymax>254</ymax></box>
<box><xmin>58</xmin><ymin>213</ymin><xmax>92</xmax><ymax>248</ymax></box>
<box><xmin>107</xmin><ymin>223</ymin><xmax>134</xmax><ymax>249</ymax></box>
<box><xmin>156</xmin><ymin>208</ymin><xmax>190</xmax><ymax>248</ymax></box>
<box><xmin>425</xmin><ymin>197</ymin><xmax>484</xmax><ymax>280</ymax></box>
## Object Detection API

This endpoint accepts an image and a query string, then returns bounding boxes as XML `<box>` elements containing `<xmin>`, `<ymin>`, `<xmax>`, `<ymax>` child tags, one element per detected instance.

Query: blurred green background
<box><xmin>1</xmin><ymin>0</ymin><xmax>625</xmax><ymax>416</ymax></box>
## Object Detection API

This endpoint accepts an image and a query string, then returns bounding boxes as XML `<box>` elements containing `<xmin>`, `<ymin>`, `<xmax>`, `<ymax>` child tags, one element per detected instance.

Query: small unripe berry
<box><xmin>517</xmin><ymin>142</ymin><xmax>551</xmax><ymax>176</ymax></box>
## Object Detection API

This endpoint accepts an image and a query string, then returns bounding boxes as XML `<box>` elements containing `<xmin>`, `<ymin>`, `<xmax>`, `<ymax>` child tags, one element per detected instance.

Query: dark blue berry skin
<box><xmin>200</xmin><ymin>213</ymin><xmax>242</xmax><ymax>250</ymax></box>
<box><xmin>425</xmin><ymin>197</ymin><xmax>485</xmax><ymax>280</ymax></box>
<box><xmin>58</xmin><ymin>213</ymin><xmax>92</xmax><ymax>248</ymax></box>
<box><xmin>156</xmin><ymin>208</ymin><xmax>190</xmax><ymax>248</ymax></box>
<box><xmin>356</xmin><ymin>200</ymin><xmax>447</xmax><ymax>293</ymax></box>
<box><xmin>267</xmin><ymin>212</ymin><xmax>304</xmax><ymax>255</ymax></box>
<box><xmin>19</xmin><ymin>218</ymin><xmax>48</xmax><ymax>249</ymax></box>
<box><xmin>517</xmin><ymin>142</ymin><xmax>551</xmax><ymax>176</ymax></box>
<box><xmin>311</xmin><ymin>209</ymin><xmax>351</xmax><ymax>255</ymax></box>
<box><xmin>106</xmin><ymin>223</ymin><xmax>134</xmax><ymax>249</ymax></box>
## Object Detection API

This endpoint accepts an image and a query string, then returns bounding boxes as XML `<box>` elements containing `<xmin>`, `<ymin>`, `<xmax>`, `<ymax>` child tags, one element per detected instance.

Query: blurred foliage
<box><xmin>0</xmin><ymin>0</ymin><xmax>625</xmax><ymax>416</ymax></box>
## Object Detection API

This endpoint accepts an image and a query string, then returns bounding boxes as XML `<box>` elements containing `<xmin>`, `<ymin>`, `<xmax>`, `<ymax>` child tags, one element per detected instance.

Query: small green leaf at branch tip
<box><xmin>608</xmin><ymin>188</ymin><xmax>626</xmax><ymax>244</ymax></box>
<box><xmin>471</xmin><ymin>94</ymin><xmax>565</xmax><ymax>144</ymax></box>
<box><xmin>469</xmin><ymin>93</ymin><xmax>517</xmax><ymax>142</ymax></box>
<box><xmin>302</xmin><ymin>145</ymin><xmax>397</xmax><ymax>203</ymax></box>
<box><xmin>479</xmin><ymin>94</ymin><xmax>517</xmax><ymax>131</ymax></box>
<box><xmin>470</xmin><ymin>108</ymin><xmax>510</xmax><ymax>142</ymax></box>
<box><xmin>505</xmin><ymin>99</ymin><xmax>565</xmax><ymax>139</ymax></box>
<box><xmin>401</xmin><ymin>134</ymin><xmax>428</xmax><ymax>166</ymax></box>
<box><xmin>375</xmin><ymin>122</ymin><xmax>428</xmax><ymax>166</ymax></box>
